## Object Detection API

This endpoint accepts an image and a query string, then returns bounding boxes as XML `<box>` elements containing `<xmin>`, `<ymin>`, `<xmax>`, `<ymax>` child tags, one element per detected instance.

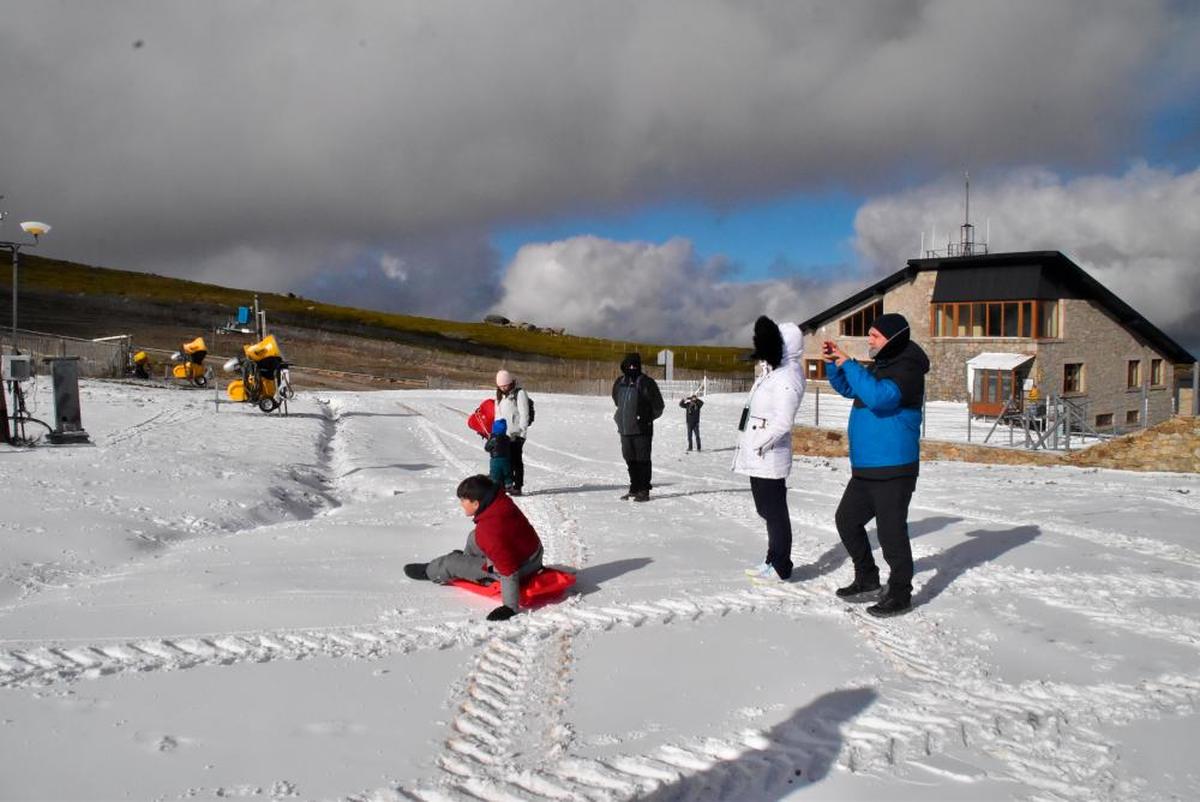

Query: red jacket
<box><xmin>473</xmin><ymin>491</ymin><xmax>541</xmax><ymax>576</ymax></box>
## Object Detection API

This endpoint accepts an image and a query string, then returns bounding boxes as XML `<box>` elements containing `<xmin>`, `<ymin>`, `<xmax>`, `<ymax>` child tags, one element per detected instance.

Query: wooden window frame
<box><xmin>1063</xmin><ymin>362</ymin><xmax>1084</xmax><ymax>395</ymax></box>
<box><xmin>840</xmin><ymin>300</ymin><xmax>883</xmax><ymax>338</ymax></box>
<box><xmin>1150</xmin><ymin>358</ymin><xmax>1165</xmax><ymax>387</ymax></box>
<box><xmin>1126</xmin><ymin>359</ymin><xmax>1142</xmax><ymax>390</ymax></box>
<box><xmin>930</xmin><ymin>299</ymin><xmax>1049</xmax><ymax>339</ymax></box>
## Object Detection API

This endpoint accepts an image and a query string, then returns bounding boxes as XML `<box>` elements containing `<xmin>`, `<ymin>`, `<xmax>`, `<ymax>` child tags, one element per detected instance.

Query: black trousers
<box><xmin>686</xmin><ymin>421</ymin><xmax>701</xmax><ymax>450</ymax></box>
<box><xmin>620</xmin><ymin>433</ymin><xmax>653</xmax><ymax>493</ymax></box>
<box><xmin>510</xmin><ymin>436</ymin><xmax>525</xmax><ymax>490</ymax></box>
<box><xmin>835</xmin><ymin>475</ymin><xmax>918</xmax><ymax>599</ymax></box>
<box><xmin>750</xmin><ymin>476</ymin><xmax>793</xmax><ymax>579</ymax></box>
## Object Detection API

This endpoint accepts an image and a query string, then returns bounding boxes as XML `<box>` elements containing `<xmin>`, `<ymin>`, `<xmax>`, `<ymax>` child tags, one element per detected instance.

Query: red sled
<box><xmin>467</xmin><ymin>398</ymin><xmax>495</xmax><ymax>439</ymax></box>
<box><xmin>449</xmin><ymin>568</ymin><xmax>577</xmax><ymax>606</ymax></box>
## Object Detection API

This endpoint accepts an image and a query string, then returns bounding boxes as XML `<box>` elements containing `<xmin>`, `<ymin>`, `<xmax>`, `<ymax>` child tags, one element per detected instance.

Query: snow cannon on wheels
<box><xmin>223</xmin><ymin>334</ymin><xmax>294</xmax><ymax>414</ymax></box>
<box><xmin>170</xmin><ymin>337</ymin><xmax>211</xmax><ymax>387</ymax></box>
<box><xmin>130</xmin><ymin>350</ymin><xmax>152</xmax><ymax>379</ymax></box>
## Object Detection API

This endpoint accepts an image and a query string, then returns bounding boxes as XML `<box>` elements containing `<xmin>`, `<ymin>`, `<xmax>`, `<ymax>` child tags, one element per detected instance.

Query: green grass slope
<box><xmin>8</xmin><ymin>254</ymin><xmax>749</xmax><ymax>372</ymax></box>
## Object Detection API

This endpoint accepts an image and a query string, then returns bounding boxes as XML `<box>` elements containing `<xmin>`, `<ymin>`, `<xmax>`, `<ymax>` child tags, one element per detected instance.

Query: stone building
<box><xmin>798</xmin><ymin>250</ymin><xmax>1195</xmax><ymax>430</ymax></box>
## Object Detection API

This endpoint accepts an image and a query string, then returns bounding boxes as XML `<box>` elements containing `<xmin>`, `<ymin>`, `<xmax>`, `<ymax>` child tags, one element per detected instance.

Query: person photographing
<box><xmin>824</xmin><ymin>313</ymin><xmax>929</xmax><ymax>617</ymax></box>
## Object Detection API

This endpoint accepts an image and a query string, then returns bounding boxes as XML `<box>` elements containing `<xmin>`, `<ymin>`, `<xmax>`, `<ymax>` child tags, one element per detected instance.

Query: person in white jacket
<box><xmin>732</xmin><ymin>316</ymin><xmax>806</xmax><ymax>582</ymax></box>
<box><xmin>494</xmin><ymin>370</ymin><xmax>531</xmax><ymax>496</ymax></box>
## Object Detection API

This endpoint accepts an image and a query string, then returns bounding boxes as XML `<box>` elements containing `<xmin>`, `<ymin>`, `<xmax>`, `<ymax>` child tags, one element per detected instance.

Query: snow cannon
<box><xmin>132</xmin><ymin>350</ymin><xmax>151</xmax><ymax>379</ymax></box>
<box><xmin>224</xmin><ymin>334</ymin><xmax>294</xmax><ymax>413</ymax></box>
<box><xmin>170</xmin><ymin>337</ymin><xmax>211</xmax><ymax>387</ymax></box>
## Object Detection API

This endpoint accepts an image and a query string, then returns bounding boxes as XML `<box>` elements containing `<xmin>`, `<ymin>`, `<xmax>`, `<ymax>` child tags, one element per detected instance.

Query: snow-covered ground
<box><xmin>2</xmin><ymin>382</ymin><xmax>1199</xmax><ymax>801</ymax></box>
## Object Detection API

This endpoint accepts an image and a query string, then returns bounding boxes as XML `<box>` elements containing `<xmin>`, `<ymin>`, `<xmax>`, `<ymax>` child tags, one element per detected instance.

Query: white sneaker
<box><xmin>744</xmin><ymin>563</ymin><xmax>774</xmax><ymax>580</ymax></box>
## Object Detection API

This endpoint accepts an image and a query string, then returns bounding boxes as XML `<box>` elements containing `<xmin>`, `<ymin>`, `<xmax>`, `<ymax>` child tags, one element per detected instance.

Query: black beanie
<box><xmin>749</xmin><ymin>316</ymin><xmax>784</xmax><ymax>368</ymax></box>
<box><xmin>871</xmin><ymin>313</ymin><xmax>910</xmax><ymax>360</ymax></box>
<box><xmin>620</xmin><ymin>352</ymin><xmax>642</xmax><ymax>374</ymax></box>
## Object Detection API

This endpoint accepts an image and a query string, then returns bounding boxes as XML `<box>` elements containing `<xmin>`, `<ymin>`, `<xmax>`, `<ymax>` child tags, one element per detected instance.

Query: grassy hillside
<box><xmin>8</xmin><ymin>254</ymin><xmax>749</xmax><ymax>372</ymax></box>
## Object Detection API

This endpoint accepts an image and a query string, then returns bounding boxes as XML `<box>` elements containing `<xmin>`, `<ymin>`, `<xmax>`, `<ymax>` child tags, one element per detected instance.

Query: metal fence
<box><xmin>6</xmin><ymin>329</ymin><xmax>127</xmax><ymax>378</ymax></box>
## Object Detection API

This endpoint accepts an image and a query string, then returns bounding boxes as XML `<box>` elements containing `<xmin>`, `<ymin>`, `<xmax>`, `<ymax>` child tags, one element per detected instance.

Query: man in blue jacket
<box><xmin>824</xmin><ymin>313</ymin><xmax>929</xmax><ymax>617</ymax></box>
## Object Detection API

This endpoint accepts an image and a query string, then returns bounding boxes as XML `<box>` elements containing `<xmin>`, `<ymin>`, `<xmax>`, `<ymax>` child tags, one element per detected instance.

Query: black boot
<box><xmin>866</xmin><ymin>593</ymin><xmax>911</xmax><ymax>618</ymax></box>
<box><xmin>404</xmin><ymin>563</ymin><xmax>429</xmax><ymax>581</ymax></box>
<box><xmin>835</xmin><ymin>577</ymin><xmax>881</xmax><ymax>601</ymax></box>
<box><xmin>633</xmin><ymin>490</ymin><xmax>650</xmax><ymax>502</ymax></box>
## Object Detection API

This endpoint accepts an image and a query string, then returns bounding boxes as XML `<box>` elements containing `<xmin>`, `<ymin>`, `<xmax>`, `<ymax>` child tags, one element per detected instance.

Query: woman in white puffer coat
<box><xmin>732</xmin><ymin>316</ymin><xmax>806</xmax><ymax>581</ymax></box>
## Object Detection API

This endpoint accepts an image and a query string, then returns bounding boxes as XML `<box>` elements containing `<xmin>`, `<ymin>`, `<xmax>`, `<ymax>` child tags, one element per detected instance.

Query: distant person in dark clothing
<box><xmin>485</xmin><ymin>419</ymin><xmax>514</xmax><ymax>491</ymax></box>
<box><xmin>680</xmin><ymin>394</ymin><xmax>704</xmax><ymax>451</ymax></box>
<box><xmin>824</xmin><ymin>312</ymin><xmax>930</xmax><ymax>618</ymax></box>
<box><xmin>612</xmin><ymin>352</ymin><xmax>665</xmax><ymax>501</ymax></box>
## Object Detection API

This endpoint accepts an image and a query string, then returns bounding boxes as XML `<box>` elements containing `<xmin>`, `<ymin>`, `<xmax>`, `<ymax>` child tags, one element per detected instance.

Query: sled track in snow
<box><xmin>0</xmin><ymin>586</ymin><xmax>817</xmax><ymax>690</ymax></box>
<box><xmin>102</xmin><ymin>405</ymin><xmax>201</xmax><ymax>447</ymax></box>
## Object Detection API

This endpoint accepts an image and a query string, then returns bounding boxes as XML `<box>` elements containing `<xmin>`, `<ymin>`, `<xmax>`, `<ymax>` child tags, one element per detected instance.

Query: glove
<box><xmin>486</xmin><ymin>605</ymin><xmax>517</xmax><ymax>622</ymax></box>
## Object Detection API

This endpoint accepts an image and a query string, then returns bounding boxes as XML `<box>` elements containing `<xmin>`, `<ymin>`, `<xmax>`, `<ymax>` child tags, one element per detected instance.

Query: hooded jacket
<box><xmin>827</xmin><ymin>333</ymin><xmax>930</xmax><ymax>478</ymax></box>
<box><xmin>612</xmin><ymin>354</ymin><xmax>665</xmax><ymax>436</ymax></box>
<box><xmin>732</xmin><ymin>320</ymin><xmax>806</xmax><ymax>479</ymax></box>
<box><xmin>472</xmin><ymin>488</ymin><xmax>542</xmax><ymax>577</ymax></box>
<box><xmin>494</xmin><ymin>385</ymin><xmax>531</xmax><ymax>440</ymax></box>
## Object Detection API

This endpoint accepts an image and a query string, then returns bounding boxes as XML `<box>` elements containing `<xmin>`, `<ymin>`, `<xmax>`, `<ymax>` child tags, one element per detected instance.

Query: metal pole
<box><xmin>10</xmin><ymin>246</ymin><xmax>17</xmax><ymax>353</ymax></box>
<box><xmin>814</xmin><ymin>383</ymin><xmax>819</xmax><ymax>426</ymax></box>
<box><xmin>1193</xmin><ymin>363</ymin><xmax>1198</xmax><ymax>417</ymax></box>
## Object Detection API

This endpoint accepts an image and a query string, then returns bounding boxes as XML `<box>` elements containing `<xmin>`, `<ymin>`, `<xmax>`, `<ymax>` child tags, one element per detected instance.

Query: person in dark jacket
<box><xmin>485</xmin><ymin>419</ymin><xmax>514</xmax><ymax>490</ymax></box>
<box><xmin>612</xmin><ymin>352</ymin><xmax>665</xmax><ymax>501</ymax></box>
<box><xmin>680</xmin><ymin>394</ymin><xmax>704</xmax><ymax>451</ymax></box>
<box><xmin>824</xmin><ymin>312</ymin><xmax>929</xmax><ymax>617</ymax></box>
<box><xmin>404</xmin><ymin>475</ymin><xmax>544</xmax><ymax>621</ymax></box>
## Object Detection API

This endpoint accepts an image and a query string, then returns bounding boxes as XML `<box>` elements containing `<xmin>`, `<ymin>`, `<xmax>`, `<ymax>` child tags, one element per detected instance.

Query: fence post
<box><xmin>814</xmin><ymin>383</ymin><xmax>820</xmax><ymax>426</ymax></box>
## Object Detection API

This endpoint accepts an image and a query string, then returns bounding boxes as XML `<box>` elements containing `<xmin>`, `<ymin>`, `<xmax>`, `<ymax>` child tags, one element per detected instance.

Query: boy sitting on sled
<box><xmin>404</xmin><ymin>475</ymin><xmax>544</xmax><ymax>621</ymax></box>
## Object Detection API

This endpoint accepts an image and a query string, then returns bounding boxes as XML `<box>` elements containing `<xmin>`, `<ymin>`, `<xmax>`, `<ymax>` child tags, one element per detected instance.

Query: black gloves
<box><xmin>486</xmin><ymin>605</ymin><xmax>517</xmax><ymax>622</ymax></box>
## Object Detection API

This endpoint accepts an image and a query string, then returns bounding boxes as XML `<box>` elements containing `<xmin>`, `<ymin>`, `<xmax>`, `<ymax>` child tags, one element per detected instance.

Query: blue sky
<box><xmin>491</xmin><ymin>190</ymin><xmax>863</xmax><ymax>282</ymax></box>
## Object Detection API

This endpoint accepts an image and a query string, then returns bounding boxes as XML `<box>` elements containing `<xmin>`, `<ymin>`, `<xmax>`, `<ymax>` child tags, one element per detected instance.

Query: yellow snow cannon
<box><xmin>224</xmin><ymin>335</ymin><xmax>294</xmax><ymax>413</ymax></box>
<box><xmin>132</xmin><ymin>350</ymin><xmax>151</xmax><ymax>379</ymax></box>
<box><xmin>170</xmin><ymin>337</ymin><xmax>211</xmax><ymax>387</ymax></box>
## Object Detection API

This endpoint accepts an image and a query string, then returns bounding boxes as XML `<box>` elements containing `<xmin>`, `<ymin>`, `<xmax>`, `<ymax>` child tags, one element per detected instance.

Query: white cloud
<box><xmin>0</xmin><ymin>1</ymin><xmax>1192</xmax><ymax>278</ymax></box>
<box><xmin>491</xmin><ymin>236</ymin><xmax>863</xmax><ymax>345</ymax></box>
<box><xmin>852</xmin><ymin>164</ymin><xmax>1200</xmax><ymax>351</ymax></box>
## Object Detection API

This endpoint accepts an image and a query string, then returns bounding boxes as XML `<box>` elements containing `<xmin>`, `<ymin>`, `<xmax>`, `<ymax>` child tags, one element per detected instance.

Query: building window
<box><xmin>1127</xmin><ymin>360</ymin><xmax>1142</xmax><ymax>389</ymax></box>
<box><xmin>805</xmin><ymin>359</ymin><xmax>827</xmax><ymax>380</ymax></box>
<box><xmin>973</xmin><ymin>369</ymin><xmax>1016</xmax><ymax>406</ymax></box>
<box><xmin>1037</xmin><ymin>300</ymin><xmax>1060</xmax><ymax>338</ymax></box>
<box><xmin>1096</xmin><ymin>412</ymin><xmax>1114</xmax><ymax>428</ymax></box>
<box><xmin>840</xmin><ymin>300</ymin><xmax>882</xmax><ymax>337</ymax></box>
<box><xmin>1150</xmin><ymin>358</ymin><xmax>1164</xmax><ymax>386</ymax></box>
<box><xmin>930</xmin><ymin>299</ymin><xmax>1050</xmax><ymax>338</ymax></box>
<box><xmin>1126</xmin><ymin>409</ymin><xmax>1140</xmax><ymax>425</ymax></box>
<box><xmin>1063</xmin><ymin>362</ymin><xmax>1084</xmax><ymax>394</ymax></box>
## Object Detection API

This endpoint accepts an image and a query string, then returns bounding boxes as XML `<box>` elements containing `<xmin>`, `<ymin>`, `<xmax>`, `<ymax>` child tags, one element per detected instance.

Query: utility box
<box><xmin>2</xmin><ymin>354</ymin><xmax>33</xmax><ymax>382</ymax></box>
<box><xmin>43</xmin><ymin>356</ymin><xmax>90</xmax><ymax>444</ymax></box>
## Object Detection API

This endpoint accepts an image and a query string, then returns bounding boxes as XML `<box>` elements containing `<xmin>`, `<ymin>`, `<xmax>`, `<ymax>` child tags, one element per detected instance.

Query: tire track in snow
<box><xmin>0</xmin><ymin>588</ymin><xmax>811</xmax><ymax>689</ymax></box>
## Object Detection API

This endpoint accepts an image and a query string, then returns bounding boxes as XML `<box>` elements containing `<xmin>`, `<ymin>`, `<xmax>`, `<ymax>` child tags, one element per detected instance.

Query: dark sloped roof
<box><xmin>798</xmin><ymin>250</ymin><xmax>1195</xmax><ymax>364</ymax></box>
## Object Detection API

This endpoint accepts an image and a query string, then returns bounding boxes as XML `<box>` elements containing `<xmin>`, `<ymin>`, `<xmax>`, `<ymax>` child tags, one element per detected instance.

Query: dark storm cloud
<box><xmin>0</xmin><ymin>1</ymin><xmax>1193</xmax><ymax>325</ymax></box>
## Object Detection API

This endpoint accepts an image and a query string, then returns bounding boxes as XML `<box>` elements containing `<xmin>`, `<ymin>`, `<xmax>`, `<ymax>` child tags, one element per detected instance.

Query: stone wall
<box><xmin>791</xmin><ymin>416</ymin><xmax>1200</xmax><ymax>473</ymax></box>
<box><xmin>1036</xmin><ymin>298</ymin><xmax>1174</xmax><ymax>428</ymax></box>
